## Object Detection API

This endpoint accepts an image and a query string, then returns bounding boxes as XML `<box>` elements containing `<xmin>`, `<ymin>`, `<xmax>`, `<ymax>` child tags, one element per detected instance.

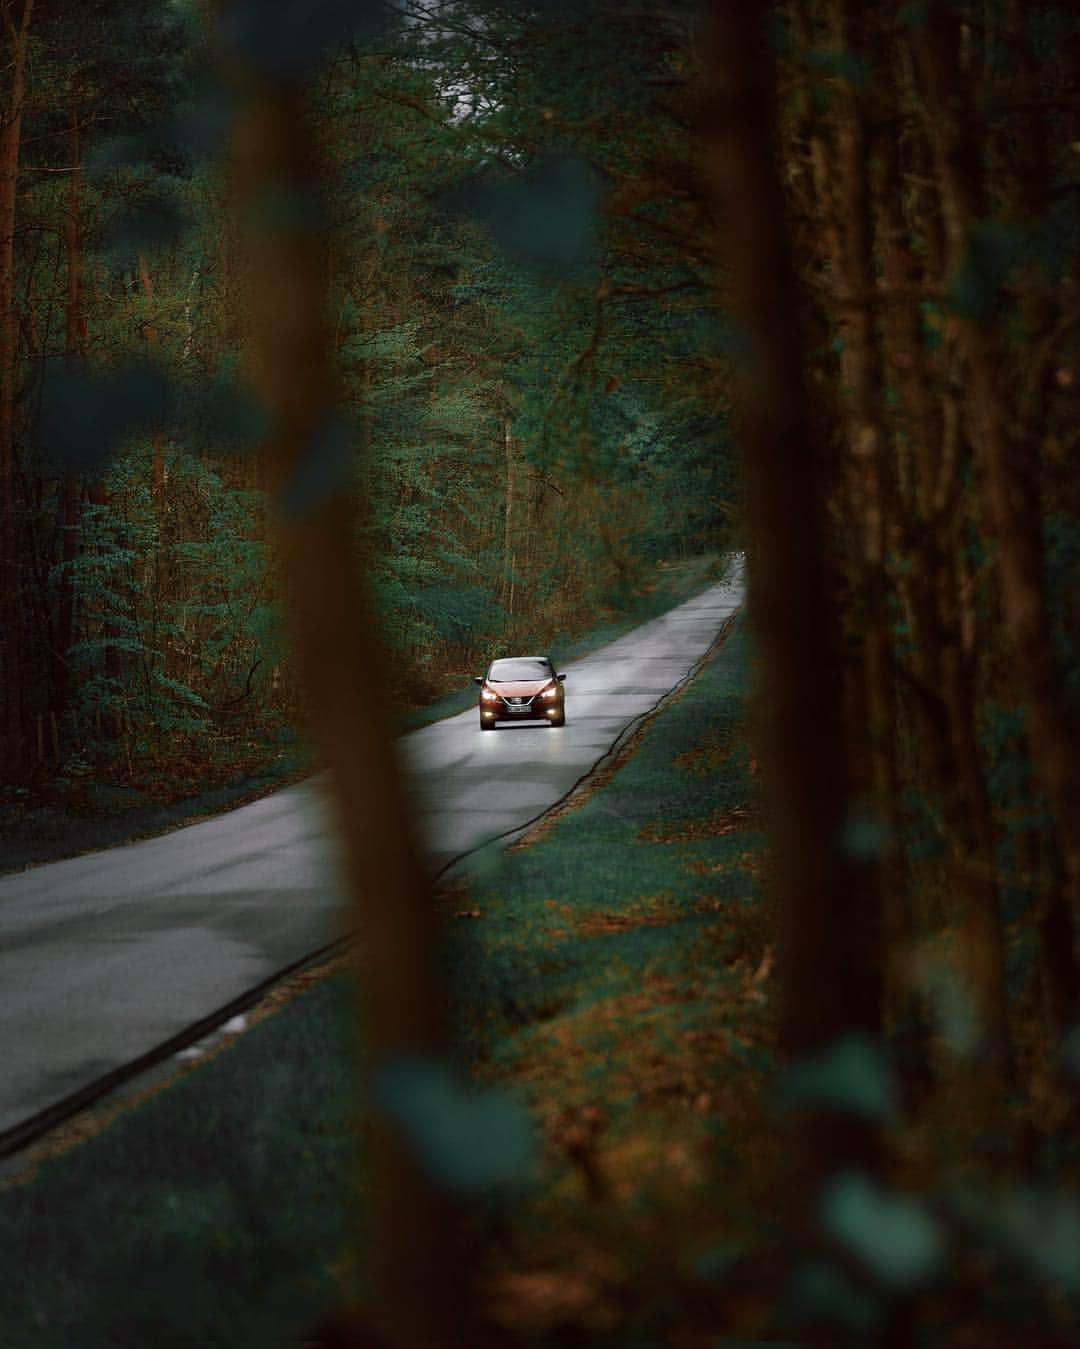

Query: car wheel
<box><xmin>481</xmin><ymin>719</ymin><xmax>495</xmax><ymax>731</ymax></box>
<box><xmin>549</xmin><ymin>714</ymin><xmax>565</xmax><ymax>728</ymax></box>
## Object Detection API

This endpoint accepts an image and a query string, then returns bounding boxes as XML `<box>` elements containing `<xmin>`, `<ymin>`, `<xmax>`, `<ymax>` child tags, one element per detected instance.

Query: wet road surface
<box><xmin>0</xmin><ymin>561</ymin><xmax>744</xmax><ymax>1137</ymax></box>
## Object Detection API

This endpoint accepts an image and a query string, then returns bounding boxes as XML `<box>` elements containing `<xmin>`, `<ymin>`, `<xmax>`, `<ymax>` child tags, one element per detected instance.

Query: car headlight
<box><xmin>540</xmin><ymin>684</ymin><xmax>558</xmax><ymax>699</ymax></box>
<box><xmin>480</xmin><ymin>687</ymin><xmax>499</xmax><ymax>702</ymax></box>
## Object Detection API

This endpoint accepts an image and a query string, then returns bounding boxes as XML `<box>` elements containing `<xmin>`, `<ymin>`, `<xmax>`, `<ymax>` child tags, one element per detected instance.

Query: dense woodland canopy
<box><xmin>0</xmin><ymin>0</ymin><xmax>729</xmax><ymax>793</ymax></box>
<box><xmin>1</xmin><ymin>0</ymin><xmax>1079</xmax><ymax>1340</ymax></box>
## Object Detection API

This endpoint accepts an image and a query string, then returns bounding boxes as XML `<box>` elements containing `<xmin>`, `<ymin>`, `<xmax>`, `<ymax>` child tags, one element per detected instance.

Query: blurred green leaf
<box><xmin>86</xmin><ymin>134</ymin><xmax>152</xmax><ymax>179</ymax></box>
<box><xmin>105</xmin><ymin>194</ymin><xmax>191</xmax><ymax>264</ymax></box>
<box><xmin>279</xmin><ymin>417</ymin><xmax>354</xmax><ymax>520</ymax></box>
<box><xmin>779</xmin><ymin>1035</ymin><xmax>897</xmax><ymax>1122</ymax></box>
<box><xmin>178</xmin><ymin>366</ymin><xmax>270</xmax><ymax>451</ymax></box>
<box><xmin>444</xmin><ymin>158</ymin><xmax>604</xmax><ymax>274</ymax></box>
<box><xmin>823</xmin><ymin>1172</ymin><xmax>945</xmax><ymax>1290</ymax></box>
<box><xmin>916</xmin><ymin>954</ymin><xmax>981</xmax><ymax>1057</ymax></box>
<box><xmin>37</xmin><ymin>361</ymin><xmax>174</xmax><ymax>476</ymax></box>
<box><xmin>997</xmin><ymin>1188</ymin><xmax>1080</xmax><ymax>1293</ymax></box>
<box><xmin>219</xmin><ymin>0</ymin><xmax>390</xmax><ymax>80</ymax></box>
<box><xmin>791</xmin><ymin>1259</ymin><xmax>881</xmax><ymax>1332</ymax></box>
<box><xmin>374</xmin><ymin>1055</ymin><xmax>534</xmax><ymax>1191</ymax></box>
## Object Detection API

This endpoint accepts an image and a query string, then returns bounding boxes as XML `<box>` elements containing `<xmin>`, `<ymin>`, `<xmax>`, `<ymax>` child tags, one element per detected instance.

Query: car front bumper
<box><xmin>481</xmin><ymin>699</ymin><xmax>562</xmax><ymax>721</ymax></box>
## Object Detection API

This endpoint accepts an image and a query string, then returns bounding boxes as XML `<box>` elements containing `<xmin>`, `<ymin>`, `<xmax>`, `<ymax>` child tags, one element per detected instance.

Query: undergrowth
<box><xmin>0</xmin><ymin>554</ymin><xmax>724</xmax><ymax>877</ymax></box>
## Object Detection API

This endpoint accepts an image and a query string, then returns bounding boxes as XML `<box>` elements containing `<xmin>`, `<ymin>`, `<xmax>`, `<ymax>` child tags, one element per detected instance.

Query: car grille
<box><xmin>501</xmin><ymin>695</ymin><xmax>534</xmax><ymax>709</ymax></box>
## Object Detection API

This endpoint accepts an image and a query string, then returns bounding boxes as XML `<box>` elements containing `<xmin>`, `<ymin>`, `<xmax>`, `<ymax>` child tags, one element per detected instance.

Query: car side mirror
<box><xmin>557</xmin><ymin>672</ymin><xmax>567</xmax><ymax>682</ymax></box>
<box><xmin>474</xmin><ymin>676</ymin><xmax>484</xmax><ymax>685</ymax></box>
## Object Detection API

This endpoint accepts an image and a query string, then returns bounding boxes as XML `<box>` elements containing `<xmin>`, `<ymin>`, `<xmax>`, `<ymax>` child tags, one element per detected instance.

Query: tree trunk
<box><xmin>0</xmin><ymin>0</ymin><xmax>34</xmax><ymax>775</ymax></box>
<box><xmin>704</xmin><ymin>0</ymin><xmax>883</xmax><ymax>1290</ymax></box>
<box><xmin>828</xmin><ymin>0</ymin><xmax>911</xmax><ymax>1053</ymax></box>
<box><xmin>914</xmin><ymin>0</ymin><xmax>1080</xmax><ymax>1038</ymax></box>
<box><xmin>136</xmin><ymin>251</ymin><xmax>166</xmax><ymax>499</ymax></box>
<box><xmin>225</xmin><ymin>60</ymin><xmax>466</xmax><ymax>1345</ymax></box>
<box><xmin>999</xmin><ymin>0</ymin><xmax>1080</xmax><ymax>1052</ymax></box>
<box><xmin>136</xmin><ymin>250</ymin><xmax>174</xmax><ymax>691</ymax></box>
<box><xmin>502</xmin><ymin>417</ymin><xmax>514</xmax><ymax>614</ymax></box>
<box><xmin>56</xmin><ymin>100</ymin><xmax>85</xmax><ymax>721</ymax></box>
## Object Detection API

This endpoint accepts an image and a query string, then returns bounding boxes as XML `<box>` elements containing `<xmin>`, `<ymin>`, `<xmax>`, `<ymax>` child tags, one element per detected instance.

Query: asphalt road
<box><xmin>0</xmin><ymin>561</ymin><xmax>744</xmax><ymax>1138</ymax></box>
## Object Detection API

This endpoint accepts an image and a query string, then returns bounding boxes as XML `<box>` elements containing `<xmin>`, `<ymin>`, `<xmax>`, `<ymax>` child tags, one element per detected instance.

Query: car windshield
<box><xmin>488</xmin><ymin>657</ymin><xmax>551</xmax><ymax>683</ymax></box>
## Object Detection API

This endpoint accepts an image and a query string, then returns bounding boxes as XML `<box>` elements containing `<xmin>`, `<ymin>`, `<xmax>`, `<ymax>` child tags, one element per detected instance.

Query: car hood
<box><xmin>486</xmin><ymin>679</ymin><xmax>552</xmax><ymax>697</ymax></box>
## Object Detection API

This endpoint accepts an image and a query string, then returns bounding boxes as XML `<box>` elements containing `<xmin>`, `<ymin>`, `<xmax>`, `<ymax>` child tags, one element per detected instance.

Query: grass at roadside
<box><xmin>0</xmin><ymin>968</ymin><xmax>363</xmax><ymax>1345</ymax></box>
<box><xmin>447</xmin><ymin>614</ymin><xmax>774</xmax><ymax>1338</ymax></box>
<box><xmin>0</xmin><ymin>554</ymin><xmax>726</xmax><ymax>878</ymax></box>
<box><xmin>0</xmin><ymin>612</ymin><xmax>764</xmax><ymax>1345</ymax></box>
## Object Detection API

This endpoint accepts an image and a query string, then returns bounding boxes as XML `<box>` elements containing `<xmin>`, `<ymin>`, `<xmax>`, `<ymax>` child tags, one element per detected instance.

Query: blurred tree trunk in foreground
<box><xmin>705</xmin><ymin>0</ymin><xmax>1079</xmax><ymax>1331</ymax></box>
<box><xmin>222</xmin><ymin>19</ymin><xmax>463</xmax><ymax>1343</ymax></box>
<box><xmin>703</xmin><ymin>0</ymin><xmax>885</xmax><ymax>1295</ymax></box>
<box><xmin>762</xmin><ymin>0</ymin><xmax>1080</xmax><ymax>1107</ymax></box>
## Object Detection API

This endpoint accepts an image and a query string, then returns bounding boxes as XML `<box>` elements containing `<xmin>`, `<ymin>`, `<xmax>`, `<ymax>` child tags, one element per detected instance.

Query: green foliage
<box><xmin>822</xmin><ymin>1172</ymin><xmax>946</xmax><ymax>1291</ymax></box>
<box><xmin>218</xmin><ymin>0</ymin><xmax>390</xmax><ymax>78</ymax></box>
<box><xmin>952</xmin><ymin>1184</ymin><xmax>1080</xmax><ymax>1297</ymax></box>
<box><xmin>37</xmin><ymin>361</ymin><xmax>173</xmax><ymax>478</ymax></box>
<box><xmin>54</xmin><ymin>447</ymin><xmax>275</xmax><ymax>746</ymax></box>
<box><xmin>792</xmin><ymin>1260</ymin><xmax>882</xmax><ymax>1333</ymax></box>
<box><xmin>779</xmin><ymin>1036</ymin><xmax>898</xmax><ymax>1123</ymax></box>
<box><xmin>374</xmin><ymin>1055</ymin><xmax>534</xmax><ymax>1190</ymax></box>
<box><xmin>445</xmin><ymin>157</ymin><xmax>605</xmax><ymax>274</ymax></box>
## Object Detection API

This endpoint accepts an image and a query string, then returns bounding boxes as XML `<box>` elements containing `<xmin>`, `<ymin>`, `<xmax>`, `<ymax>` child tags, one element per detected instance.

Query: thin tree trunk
<box><xmin>0</xmin><ymin>0</ymin><xmax>34</xmax><ymax>774</ymax></box>
<box><xmin>136</xmin><ymin>250</ymin><xmax>173</xmax><ymax>691</ymax></box>
<box><xmin>136</xmin><ymin>251</ymin><xmax>166</xmax><ymax>499</ymax></box>
<box><xmin>503</xmin><ymin>417</ymin><xmax>514</xmax><ymax>613</ymax></box>
<box><xmin>56</xmin><ymin>101</ymin><xmax>84</xmax><ymax>720</ymax></box>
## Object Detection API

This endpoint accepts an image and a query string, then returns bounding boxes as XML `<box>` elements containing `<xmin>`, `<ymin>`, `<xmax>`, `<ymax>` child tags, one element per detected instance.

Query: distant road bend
<box><xmin>0</xmin><ymin>561</ymin><xmax>745</xmax><ymax>1154</ymax></box>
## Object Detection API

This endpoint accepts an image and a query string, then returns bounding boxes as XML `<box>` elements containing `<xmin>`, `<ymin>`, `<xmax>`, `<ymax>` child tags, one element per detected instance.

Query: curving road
<box><xmin>0</xmin><ymin>560</ymin><xmax>744</xmax><ymax>1142</ymax></box>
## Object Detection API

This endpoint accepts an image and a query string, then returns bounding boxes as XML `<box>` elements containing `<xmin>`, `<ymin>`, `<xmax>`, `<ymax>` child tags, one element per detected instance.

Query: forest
<box><xmin>1</xmin><ymin>0</ymin><xmax>1079</xmax><ymax>1343</ymax></box>
<box><xmin>0</xmin><ymin>0</ymin><xmax>729</xmax><ymax>814</ymax></box>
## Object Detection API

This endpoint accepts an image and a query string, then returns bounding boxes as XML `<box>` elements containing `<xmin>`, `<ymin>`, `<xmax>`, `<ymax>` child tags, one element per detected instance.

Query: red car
<box><xmin>475</xmin><ymin>655</ymin><xmax>567</xmax><ymax>730</ymax></box>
